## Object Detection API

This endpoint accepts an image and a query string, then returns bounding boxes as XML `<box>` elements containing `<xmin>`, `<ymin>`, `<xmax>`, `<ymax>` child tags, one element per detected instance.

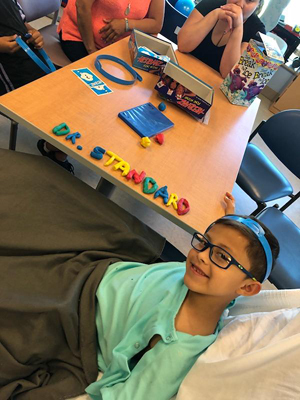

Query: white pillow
<box><xmin>176</xmin><ymin>290</ymin><xmax>300</xmax><ymax>400</ymax></box>
<box><xmin>228</xmin><ymin>289</ymin><xmax>300</xmax><ymax>316</ymax></box>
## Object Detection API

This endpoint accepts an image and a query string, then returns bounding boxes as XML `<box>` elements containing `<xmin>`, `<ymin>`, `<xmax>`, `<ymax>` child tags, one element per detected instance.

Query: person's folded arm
<box><xmin>219</xmin><ymin>3</ymin><xmax>244</xmax><ymax>78</ymax></box>
<box><xmin>127</xmin><ymin>0</ymin><xmax>165</xmax><ymax>34</ymax></box>
<box><xmin>219</xmin><ymin>26</ymin><xmax>244</xmax><ymax>77</ymax></box>
<box><xmin>76</xmin><ymin>0</ymin><xmax>97</xmax><ymax>54</ymax></box>
<box><xmin>177</xmin><ymin>8</ymin><xmax>220</xmax><ymax>53</ymax></box>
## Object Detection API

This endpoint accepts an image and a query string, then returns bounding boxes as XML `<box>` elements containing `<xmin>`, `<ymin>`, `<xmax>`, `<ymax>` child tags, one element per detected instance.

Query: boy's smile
<box><xmin>190</xmin><ymin>262</ymin><xmax>209</xmax><ymax>278</ymax></box>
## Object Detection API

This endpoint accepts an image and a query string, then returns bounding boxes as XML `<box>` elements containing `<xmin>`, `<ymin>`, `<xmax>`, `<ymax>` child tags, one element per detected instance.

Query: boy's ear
<box><xmin>236</xmin><ymin>280</ymin><xmax>262</xmax><ymax>297</ymax></box>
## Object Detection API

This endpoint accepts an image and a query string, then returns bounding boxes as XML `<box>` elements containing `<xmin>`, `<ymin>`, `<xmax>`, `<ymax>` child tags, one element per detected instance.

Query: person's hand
<box><xmin>215</xmin><ymin>7</ymin><xmax>233</xmax><ymax>33</ymax></box>
<box><xmin>87</xmin><ymin>45</ymin><xmax>98</xmax><ymax>54</ymax></box>
<box><xmin>99</xmin><ymin>19</ymin><xmax>126</xmax><ymax>43</ymax></box>
<box><xmin>26</xmin><ymin>29</ymin><xmax>44</xmax><ymax>49</ymax></box>
<box><xmin>224</xmin><ymin>192</ymin><xmax>235</xmax><ymax>215</ymax></box>
<box><xmin>220</xmin><ymin>2</ymin><xmax>243</xmax><ymax>30</ymax></box>
<box><xmin>0</xmin><ymin>35</ymin><xmax>20</xmax><ymax>54</ymax></box>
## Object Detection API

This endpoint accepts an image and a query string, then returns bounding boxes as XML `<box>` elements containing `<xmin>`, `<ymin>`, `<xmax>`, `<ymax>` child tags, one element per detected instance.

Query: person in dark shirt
<box><xmin>0</xmin><ymin>0</ymin><xmax>46</xmax><ymax>94</ymax></box>
<box><xmin>178</xmin><ymin>0</ymin><xmax>265</xmax><ymax>77</ymax></box>
<box><xmin>0</xmin><ymin>0</ymin><xmax>74</xmax><ymax>173</ymax></box>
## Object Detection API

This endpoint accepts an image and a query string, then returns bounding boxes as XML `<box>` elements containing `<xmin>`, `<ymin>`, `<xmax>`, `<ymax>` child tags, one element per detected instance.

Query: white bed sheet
<box><xmin>69</xmin><ymin>289</ymin><xmax>300</xmax><ymax>400</ymax></box>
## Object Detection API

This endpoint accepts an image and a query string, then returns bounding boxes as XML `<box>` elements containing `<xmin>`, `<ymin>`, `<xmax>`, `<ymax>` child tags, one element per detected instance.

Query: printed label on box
<box><xmin>154</xmin><ymin>61</ymin><xmax>213</xmax><ymax>122</ymax></box>
<box><xmin>155</xmin><ymin>74</ymin><xmax>212</xmax><ymax>121</ymax></box>
<box><xmin>128</xmin><ymin>29</ymin><xmax>178</xmax><ymax>75</ymax></box>
<box><xmin>72</xmin><ymin>68</ymin><xmax>113</xmax><ymax>96</ymax></box>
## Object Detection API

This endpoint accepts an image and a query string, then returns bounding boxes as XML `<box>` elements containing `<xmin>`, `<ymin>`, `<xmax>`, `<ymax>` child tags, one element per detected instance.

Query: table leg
<box><xmin>96</xmin><ymin>177</ymin><xmax>116</xmax><ymax>197</ymax></box>
<box><xmin>9</xmin><ymin>120</ymin><xmax>18</xmax><ymax>150</ymax></box>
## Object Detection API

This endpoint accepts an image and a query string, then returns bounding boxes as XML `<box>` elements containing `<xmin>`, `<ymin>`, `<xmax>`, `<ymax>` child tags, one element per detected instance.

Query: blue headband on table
<box><xmin>16</xmin><ymin>36</ymin><xmax>56</xmax><ymax>74</ymax></box>
<box><xmin>95</xmin><ymin>54</ymin><xmax>143</xmax><ymax>85</ymax></box>
<box><xmin>218</xmin><ymin>216</ymin><xmax>273</xmax><ymax>282</ymax></box>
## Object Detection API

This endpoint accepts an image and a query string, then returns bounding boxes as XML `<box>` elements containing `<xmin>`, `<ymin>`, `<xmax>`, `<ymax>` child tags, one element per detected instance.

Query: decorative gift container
<box><xmin>128</xmin><ymin>29</ymin><xmax>178</xmax><ymax>74</ymax></box>
<box><xmin>154</xmin><ymin>61</ymin><xmax>214</xmax><ymax>122</ymax></box>
<box><xmin>220</xmin><ymin>33</ymin><xmax>284</xmax><ymax>107</ymax></box>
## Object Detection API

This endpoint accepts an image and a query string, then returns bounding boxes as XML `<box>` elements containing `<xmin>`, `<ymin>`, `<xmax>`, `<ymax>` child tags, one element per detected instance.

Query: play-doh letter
<box><xmin>96</xmin><ymin>149</ymin><xmax>190</xmax><ymax>216</ymax></box>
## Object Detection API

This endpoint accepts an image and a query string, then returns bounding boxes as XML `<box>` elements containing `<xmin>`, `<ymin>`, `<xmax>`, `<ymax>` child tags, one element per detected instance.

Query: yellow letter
<box><xmin>166</xmin><ymin>193</ymin><xmax>178</xmax><ymax>210</ymax></box>
<box><xmin>104</xmin><ymin>151</ymin><xmax>122</xmax><ymax>166</ymax></box>
<box><xmin>113</xmin><ymin>160</ymin><xmax>130</xmax><ymax>176</ymax></box>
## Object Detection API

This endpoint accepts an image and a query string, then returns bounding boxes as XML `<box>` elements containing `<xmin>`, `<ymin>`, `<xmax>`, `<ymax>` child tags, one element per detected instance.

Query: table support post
<box><xmin>9</xmin><ymin>121</ymin><xmax>18</xmax><ymax>151</ymax></box>
<box><xmin>96</xmin><ymin>177</ymin><xmax>116</xmax><ymax>197</ymax></box>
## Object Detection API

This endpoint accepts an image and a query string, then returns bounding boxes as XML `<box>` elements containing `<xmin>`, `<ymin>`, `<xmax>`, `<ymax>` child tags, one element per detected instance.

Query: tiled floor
<box><xmin>1</xmin><ymin>17</ymin><xmax>299</xmax><ymax>290</ymax></box>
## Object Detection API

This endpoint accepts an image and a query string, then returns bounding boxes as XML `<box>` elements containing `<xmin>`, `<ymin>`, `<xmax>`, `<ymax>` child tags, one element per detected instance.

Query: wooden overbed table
<box><xmin>0</xmin><ymin>37</ymin><xmax>260</xmax><ymax>233</ymax></box>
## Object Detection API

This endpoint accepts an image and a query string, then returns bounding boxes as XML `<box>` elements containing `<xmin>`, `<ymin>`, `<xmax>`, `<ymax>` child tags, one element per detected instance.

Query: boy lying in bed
<box><xmin>86</xmin><ymin>210</ymin><xmax>279</xmax><ymax>400</ymax></box>
<box><xmin>0</xmin><ymin>150</ymin><xmax>279</xmax><ymax>400</ymax></box>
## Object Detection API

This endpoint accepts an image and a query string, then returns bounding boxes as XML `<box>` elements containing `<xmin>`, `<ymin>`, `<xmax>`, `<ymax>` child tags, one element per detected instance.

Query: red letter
<box><xmin>177</xmin><ymin>198</ymin><xmax>190</xmax><ymax>215</ymax></box>
<box><xmin>126</xmin><ymin>169</ymin><xmax>146</xmax><ymax>184</ymax></box>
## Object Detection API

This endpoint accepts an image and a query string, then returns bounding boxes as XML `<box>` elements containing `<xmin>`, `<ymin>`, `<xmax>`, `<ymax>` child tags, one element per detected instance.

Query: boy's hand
<box><xmin>224</xmin><ymin>192</ymin><xmax>235</xmax><ymax>215</ymax></box>
<box><xmin>0</xmin><ymin>35</ymin><xmax>20</xmax><ymax>54</ymax></box>
<box><xmin>26</xmin><ymin>29</ymin><xmax>44</xmax><ymax>49</ymax></box>
<box><xmin>99</xmin><ymin>19</ymin><xmax>126</xmax><ymax>43</ymax></box>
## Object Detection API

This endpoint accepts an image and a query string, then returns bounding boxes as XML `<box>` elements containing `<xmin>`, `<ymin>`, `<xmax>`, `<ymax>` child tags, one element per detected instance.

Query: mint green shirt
<box><xmin>86</xmin><ymin>261</ymin><xmax>227</xmax><ymax>400</ymax></box>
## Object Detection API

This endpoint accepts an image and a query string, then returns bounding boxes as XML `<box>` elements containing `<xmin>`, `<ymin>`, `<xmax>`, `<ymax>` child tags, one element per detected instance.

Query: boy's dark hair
<box><xmin>212</xmin><ymin>215</ymin><xmax>280</xmax><ymax>283</ymax></box>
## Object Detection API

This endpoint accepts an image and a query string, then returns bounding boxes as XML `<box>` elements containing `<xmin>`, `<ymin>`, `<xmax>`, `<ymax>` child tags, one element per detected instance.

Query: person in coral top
<box><xmin>58</xmin><ymin>0</ymin><xmax>165</xmax><ymax>61</ymax></box>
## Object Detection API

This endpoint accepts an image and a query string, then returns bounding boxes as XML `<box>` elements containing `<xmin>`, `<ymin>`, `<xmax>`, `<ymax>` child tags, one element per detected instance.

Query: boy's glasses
<box><xmin>191</xmin><ymin>233</ymin><xmax>257</xmax><ymax>281</ymax></box>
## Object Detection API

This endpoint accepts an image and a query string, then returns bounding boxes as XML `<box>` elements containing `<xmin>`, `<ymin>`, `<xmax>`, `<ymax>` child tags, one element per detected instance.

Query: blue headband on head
<box><xmin>220</xmin><ymin>216</ymin><xmax>273</xmax><ymax>282</ymax></box>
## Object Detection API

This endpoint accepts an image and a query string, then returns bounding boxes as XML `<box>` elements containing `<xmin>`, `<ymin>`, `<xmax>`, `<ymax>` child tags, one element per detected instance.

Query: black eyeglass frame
<box><xmin>191</xmin><ymin>232</ymin><xmax>257</xmax><ymax>282</ymax></box>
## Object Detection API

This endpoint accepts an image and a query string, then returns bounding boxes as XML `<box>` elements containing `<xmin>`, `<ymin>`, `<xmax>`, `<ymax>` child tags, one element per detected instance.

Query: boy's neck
<box><xmin>186</xmin><ymin>289</ymin><xmax>235</xmax><ymax>311</ymax></box>
<box><xmin>175</xmin><ymin>290</ymin><xmax>236</xmax><ymax>336</ymax></box>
